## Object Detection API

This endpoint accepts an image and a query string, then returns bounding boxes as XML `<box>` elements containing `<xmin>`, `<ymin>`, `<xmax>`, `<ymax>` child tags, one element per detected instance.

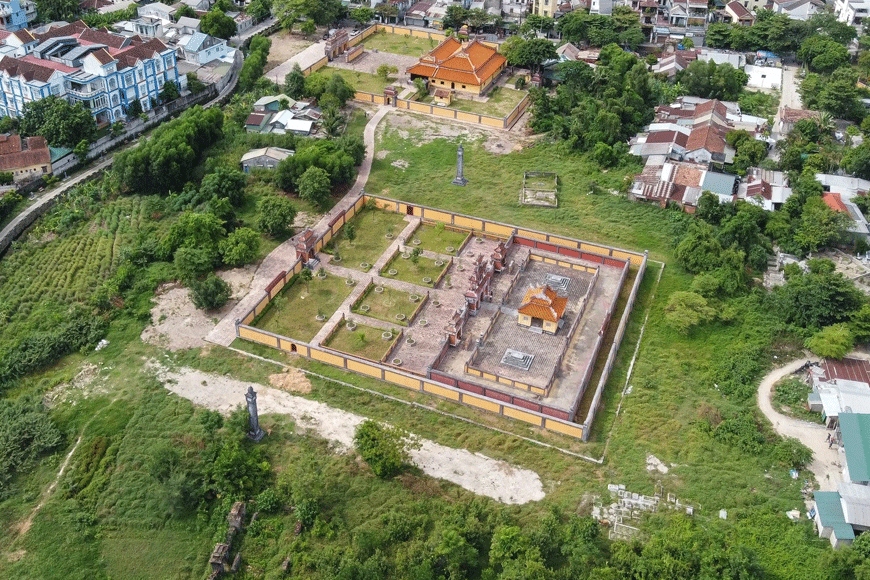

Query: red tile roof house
<box><xmin>0</xmin><ymin>133</ymin><xmax>51</xmax><ymax>182</ymax></box>
<box><xmin>407</xmin><ymin>36</ymin><xmax>506</xmax><ymax>96</ymax></box>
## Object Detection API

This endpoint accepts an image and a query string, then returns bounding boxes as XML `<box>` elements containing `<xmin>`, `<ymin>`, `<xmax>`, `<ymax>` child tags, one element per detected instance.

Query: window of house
<box><xmin>462</xmin><ymin>85</ymin><xmax>466</xmax><ymax>88</ymax></box>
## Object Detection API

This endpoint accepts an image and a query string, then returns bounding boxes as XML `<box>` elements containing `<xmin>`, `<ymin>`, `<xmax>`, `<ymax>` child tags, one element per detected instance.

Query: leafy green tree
<box><xmin>436</xmin><ymin>527</ymin><xmax>479</xmax><ymax>579</ymax></box>
<box><xmin>850</xmin><ymin>304</ymin><xmax>870</xmax><ymax>343</ymax></box>
<box><xmin>466</xmin><ymin>7</ymin><xmax>492</xmax><ymax>31</ymax></box>
<box><xmin>350</xmin><ymin>6</ymin><xmax>373</xmax><ymax>26</ymax></box>
<box><xmin>201</xmin><ymin>8</ymin><xmax>238</xmax><ymax>39</ymax></box>
<box><xmin>794</xmin><ymin>196</ymin><xmax>851</xmax><ymax>254</ymax></box>
<box><xmin>374</xmin><ymin>1</ymin><xmax>398</xmax><ymax>22</ymax></box>
<box><xmin>246</xmin><ymin>0</ymin><xmax>273</xmax><ymax>20</ymax></box>
<box><xmin>159</xmin><ymin>80</ymin><xmax>180</xmax><ymax>103</ymax></box>
<box><xmin>298</xmin><ymin>165</ymin><xmax>331</xmax><ymax>207</ymax></box>
<box><xmin>377</xmin><ymin>64</ymin><xmax>398</xmax><ymax>81</ymax></box>
<box><xmin>200</xmin><ymin>166</ymin><xmax>247</xmax><ymax>206</ymax></box>
<box><xmin>74</xmin><ymin>139</ymin><xmax>90</xmax><ymax>164</ymax></box>
<box><xmin>219</xmin><ymin>227</ymin><xmax>261</xmax><ymax>266</ymax></box>
<box><xmin>805</xmin><ymin>324</ymin><xmax>855</xmax><ymax>359</ymax></box>
<box><xmin>174</xmin><ymin>4</ymin><xmax>196</xmax><ymax>19</ymax></box>
<box><xmin>443</xmin><ymin>4</ymin><xmax>466</xmax><ymax>29</ymax></box>
<box><xmin>663</xmin><ymin>291</ymin><xmax>716</xmax><ymax>335</ymax></box>
<box><xmin>165</xmin><ymin>211</ymin><xmax>226</xmax><ymax>254</ymax></box>
<box><xmin>20</xmin><ymin>97</ymin><xmax>96</xmax><ymax>148</ymax></box>
<box><xmin>35</xmin><ymin>0</ymin><xmax>80</xmax><ymax>23</ymax></box>
<box><xmin>299</xmin><ymin>266</ymin><xmax>312</xmax><ymax>292</ymax></box>
<box><xmin>238</xmin><ymin>35</ymin><xmax>271</xmax><ymax>93</ymax></box>
<box><xmin>676</xmin><ymin>60</ymin><xmax>748</xmax><ymax>101</ymax></box>
<box><xmin>300</xmin><ymin>18</ymin><xmax>316</xmax><ymax>36</ymax></box>
<box><xmin>323</xmin><ymin>72</ymin><xmax>355</xmax><ymax>106</ymax></box>
<box><xmin>674</xmin><ymin>222</ymin><xmax>725</xmax><ymax>274</ymax></box>
<box><xmin>798</xmin><ymin>36</ymin><xmax>848</xmax><ymax>73</ymax></box>
<box><xmin>777</xmin><ymin>270</ymin><xmax>864</xmax><ymax>330</ymax></box>
<box><xmin>284</xmin><ymin>63</ymin><xmax>306</xmax><ymax>99</ymax></box>
<box><xmin>257</xmin><ymin>194</ymin><xmax>297</xmax><ymax>236</ymax></box>
<box><xmin>354</xmin><ymin>420</ymin><xmax>409</xmax><ymax>478</ymax></box>
<box><xmin>175</xmin><ymin>246</ymin><xmax>218</xmax><ymax>281</ymax></box>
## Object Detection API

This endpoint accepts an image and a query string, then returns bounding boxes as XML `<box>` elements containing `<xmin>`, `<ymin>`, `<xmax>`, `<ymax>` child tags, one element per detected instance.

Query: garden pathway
<box><xmin>206</xmin><ymin>104</ymin><xmax>393</xmax><ymax>347</ymax></box>
<box><xmin>756</xmin><ymin>356</ymin><xmax>842</xmax><ymax>491</ymax></box>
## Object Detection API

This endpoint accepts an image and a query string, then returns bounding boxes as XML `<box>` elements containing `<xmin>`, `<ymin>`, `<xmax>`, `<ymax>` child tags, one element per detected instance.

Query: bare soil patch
<box><xmin>377</xmin><ymin>112</ymin><xmax>532</xmax><ymax>156</ymax></box>
<box><xmin>269</xmin><ymin>367</ymin><xmax>312</xmax><ymax>394</ymax></box>
<box><xmin>265</xmin><ymin>31</ymin><xmax>314</xmax><ymax>71</ymax></box>
<box><xmin>140</xmin><ymin>266</ymin><xmax>257</xmax><ymax>351</ymax></box>
<box><xmin>43</xmin><ymin>363</ymin><xmax>104</xmax><ymax>408</ymax></box>
<box><xmin>154</xmin><ymin>363</ymin><xmax>545</xmax><ymax>504</ymax></box>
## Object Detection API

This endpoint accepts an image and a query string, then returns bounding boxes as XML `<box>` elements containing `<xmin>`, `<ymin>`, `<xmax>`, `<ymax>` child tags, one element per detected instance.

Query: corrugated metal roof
<box><xmin>839</xmin><ymin>482</ymin><xmax>870</xmax><ymax>528</ymax></box>
<box><xmin>840</xmin><ymin>413</ymin><xmax>870</xmax><ymax>482</ymax></box>
<box><xmin>814</xmin><ymin>491</ymin><xmax>855</xmax><ymax>540</ymax></box>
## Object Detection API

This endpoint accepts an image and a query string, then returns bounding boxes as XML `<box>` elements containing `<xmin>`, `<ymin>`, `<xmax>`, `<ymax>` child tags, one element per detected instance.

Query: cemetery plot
<box><xmin>325</xmin><ymin>320</ymin><xmax>396</xmax><ymax>361</ymax></box>
<box><xmin>520</xmin><ymin>171</ymin><xmax>558</xmax><ymax>207</ymax></box>
<box><xmin>255</xmin><ymin>272</ymin><xmax>354</xmax><ymax>341</ymax></box>
<box><xmin>380</xmin><ymin>251</ymin><xmax>449</xmax><ymax>288</ymax></box>
<box><xmin>328</xmin><ymin>209</ymin><xmax>406</xmax><ymax>271</ymax></box>
<box><xmin>406</xmin><ymin>222</ymin><xmax>469</xmax><ymax>255</ymax></box>
<box><xmin>351</xmin><ymin>283</ymin><xmax>420</xmax><ymax>326</ymax></box>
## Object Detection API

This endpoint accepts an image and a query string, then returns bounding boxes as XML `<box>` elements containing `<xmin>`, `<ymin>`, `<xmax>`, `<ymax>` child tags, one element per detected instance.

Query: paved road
<box><xmin>772</xmin><ymin>65</ymin><xmax>801</xmax><ymax>137</ymax></box>
<box><xmin>206</xmin><ymin>104</ymin><xmax>393</xmax><ymax>346</ymax></box>
<box><xmin>756</xmin><ymin>356</ymin><xmax>842</xmax><ymax>491</ymax></box>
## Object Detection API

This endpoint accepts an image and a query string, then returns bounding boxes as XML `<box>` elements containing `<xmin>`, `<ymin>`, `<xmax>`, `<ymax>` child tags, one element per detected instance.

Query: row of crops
<box><xmin>0</xmin><ymin>194</ymin><xmax>151</xmax><ymax>345</ymax></box>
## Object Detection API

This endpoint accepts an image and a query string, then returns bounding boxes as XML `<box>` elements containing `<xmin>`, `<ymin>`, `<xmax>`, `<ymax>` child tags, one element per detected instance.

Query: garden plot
<box><xmin>256</xmin><ymin>272</ymin><xmax>354</xmax><ymax>342</ymax></box>
<box><xmin>407</xmin><ymin>222</ymin><xmax>469</xmax><ymax>255</ymax></box>
<box><xmin>351</xmin><ymin>283</ymin><xmax>420</xmax><ymax>326</ymax></box>
<box><xmin>380</xmin><ymin>251</ymin><xmax>449</xmax><ymax>288</ymax></box>
<box><xmin>324</xmin><ymin>320</ymin><xmax>397</xmax><ymax>362</ymax></box>
<box><xmin>327</xmin><ymin>208</ymin><xmax>406</xmax><ymax>271</ymax></box>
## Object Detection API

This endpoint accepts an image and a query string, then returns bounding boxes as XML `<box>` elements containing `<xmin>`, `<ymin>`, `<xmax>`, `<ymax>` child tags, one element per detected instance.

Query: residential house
<box><xmin>822</xmin><ymin>191</ymin><xmax>870</xmax><ymax>242</ymax></box>
<box><xmin>0</xmin><ymin>0</ymin><xmax>36</xmax><ymax>32</ymax></box>
<box><xmin>814</xmin><ymin>489</ymin><xmax>856</xmax><ymax>548</ymax></box>
<box><xmin>651</xmin><ymin>50</ymin><xmax>696</xmax><ymax>78</ymax></box>
<box><xmin>240</xmin><ymin>146</ymin><xmax>293</xmax><ymax>172</ymax></box>
<box><xmin>590</xmin><ymin>0</ymin><xmax>613</xmax><ymax>14</ymax></box>
<box><xmin>840</xmin><ymin>412</ymin><xmax>870</xmax><ymax>485</ymax></box>
<box><xmin>737</xmin><ymin>167</ymin><xmax>792</xmax><ymax>211</ymax></box>
<box><xmin>0</xmin><ymin>133</ymin><xmax>50</xmax><ymax>181</ymax></box>
<box><xmin>745</xmin><ymin>64</ymin><xmax>782</xmax><ymax>90</ymax></box>
<box><xmin>696</xmin><ymin>47</ymin><xmax>745</xmax><ymax>69</ymax></box>
<box><xmin>836</xmin><ymin>0</ymin><xmax>870</xmax><ymax>26</ymax></box>
<box><xmin>407</xmin><ymin>37</ymin><xmax>506</xmax><ymax>96</ymax></box>
<box><xmin>181</xmin><ymin>0</ymin><xmax>212</xmax><ymax>12</ymax></box>
<box><xmin>138</xmin><ymin>2</ymin><xmax>176</xmax><ymax>22</ymax></box>
<box><xmin>404</xmin><ymin>0</ymin><xmax>434</xmax><ymax>27</ymax></box>
<box><xmin>229</xmin><ymin>11</ymin><xmax>253</xmax><ymax>34</ymax></box>
<box><xmin>244</xmin><ymin>111</ymin><xmax>270</xmax><ymax>132</ymax></box>
<box><xmin>178</xmin><ymin>31</ymin><xmax>234</xmax><ymax>65</ymax></box>
<box><xmin>806</xmin><ymin>358</ymin><xmax>870</xmax><ymax>429</ymax></box>
<box><xmin>266</xmin><ymin>109</ymin><xmax>313</xmax><ymax>135</ymax></box>
<box><xmin>772</xmin><ymin>0</ymin><xmax>824</xmax><ymax>20</ymax></box>
<box><xmin>532</xmin><ymin>0</ymin><xmax>558</xmax><ymax>16</ymax></box>
<box><xmin>253</xmin><ymin>94</ymin><xmax>294</xmax><ymax>112</ymax></box>
<box><xmin>501</xmin><ymin>0</ymin><xmax>529</xmax><ymax>25</ymax></box>
<box><xmin>629</xmin><ymin>154</ymin><xmax>738</xmax><ymax>210</ymax></box>
<box><xmin>0</xmin><ymin>23</ymin><xmax>185</xmax><ymax>124</ymax></box>
<box><xmin>722</xmin><ymin>0</ymin><xmax>755</xmax><ymax>25</ymax></box>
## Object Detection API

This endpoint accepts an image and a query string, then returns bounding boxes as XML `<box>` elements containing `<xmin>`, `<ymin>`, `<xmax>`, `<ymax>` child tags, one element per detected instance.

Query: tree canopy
<box><xmin>200</xmin><ymin>8</ymin><xmax>238</xmax><ymax>39</ymax></box>
<box><xmin>20</xmin><ymin>96</ymin><xmax>96</xmax><ymax>148</ymax></box>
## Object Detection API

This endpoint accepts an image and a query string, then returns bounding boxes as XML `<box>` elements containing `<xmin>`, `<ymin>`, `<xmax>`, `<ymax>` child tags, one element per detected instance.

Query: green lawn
<box><xmin>255</xmin><ymin>272</ymin><xmax>354</xmax><ymax>341</ymax></box>
<box><xmin>408</xmin><ymin>222</ymin><xmax>470</xmax><ymax>254</ymax></box>
<box><xmin>328</xmin><ymin>207</ymin><xmax>407</xmax><ymax>269</ymax></box>
<box><xmin>421</xmin><ymin>85</ymin><xmax>527</xmax><ymax>117</ymax></box>
<box><xmin>351</xmin><ymin>283</ymin><xmax>420</xmax><ymax>326</ymax></box>
<box><xmin>325</xmin><ymin>320</ymin><xmax>395</xmax><ymax>361</ymax></box>
<box><xmin>380</xmin><ymin>251</ymin><xmax>448</xmax><ymax>288</ymax></box>
<box><xmin>319</xmin><ymin>66</ymin><xmax>394</xmax><ymax>95</ymax></box>
<box><xmin>360</xmin><ymin>30</ymin><xmax>439</xmax><ymax>57</ymax></box>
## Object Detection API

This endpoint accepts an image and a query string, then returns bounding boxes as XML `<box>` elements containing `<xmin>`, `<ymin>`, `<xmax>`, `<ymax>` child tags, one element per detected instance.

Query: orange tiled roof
<box><xmin>407</xmin><ymin>38</ymin><xmax>506</xmax><ymax>87</ymax></box>
<box><xmin>823</xmin><ymin>192</ymin><xmax>849</xmax><ymax>213</ymax></box>
<box><xmin>518</xmin><ymin>285</ymin><xmax>567</xmax><ymax>323</ymax></box>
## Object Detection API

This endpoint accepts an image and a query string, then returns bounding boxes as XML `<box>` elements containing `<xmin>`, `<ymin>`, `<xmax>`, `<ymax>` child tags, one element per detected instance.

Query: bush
<box><xmin>772</xmin><ymin>378</ymin><xmax>810</xmax><ymax>409</ymax></box>
<box><xmin>0</xmin><ymin>396</ymin><xmax>63</xmax><ymax>496</ymax></box>
<box><xmin>219</xmin><ymin>227</ymin><xmax>261</xmax><ymax>266</ymax></box>
<box><xmin>774</xmin><ymin>437</ymin><xmax>812</xmax><ymax>469</ymax></box>
<box><xmin>189</xmin><ymin>274</ymin><xmax>231</xmax><ymax>310</ymax></box>
<box><xmin>257</xmin><ymin>195</ymin><xmax>297</xmax><ymax>237</ymax></box>
<box><xmin>257</xmin><ymin>488</ymin><xmax>282</xmax><ymax>513</ymax></box>
<box><xmin>354</xmin><ymin>420</ymin><xmax>409</xmax><ymax>478</ymax></box>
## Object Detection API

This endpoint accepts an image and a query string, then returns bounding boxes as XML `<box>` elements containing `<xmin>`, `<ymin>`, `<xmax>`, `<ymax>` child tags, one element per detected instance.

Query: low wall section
<box><xmin>352</xmin><ymin>92</ymin><xmax>530</xmax><ymax>130</ymax></box>
<box><xmin>237</xmin><ymin>195</ymin><xmax>648</xmax><ymax>441</ymax></box>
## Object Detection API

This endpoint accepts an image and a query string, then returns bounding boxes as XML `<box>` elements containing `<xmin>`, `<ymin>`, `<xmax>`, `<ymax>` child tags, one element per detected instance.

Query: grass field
<box><xmin>380</xmin><ymin>251</ymin><xmax>447</xmax><ymax>288</ymax></box>
<box><xmin>256</xmin><ymin>272</ymin><xmax>354</xmax><ymax>341</ymax></box>
<box><xmin>351</xmin><ymin>283</ymin><xmax>419</xmax><ymax>326</ymax></box>
<box><xmin>319</xmin><ymin>66</ymin><xmax>394</xmax><ymax>94</ymax></box>
<box><xmin>325</xmin><ymin>320</ymin><xmax>395</xmax><ymax>360</ymax></box>
<box><xmin>421</xmin><ymin>85</ymin><xmax>527</xmax><ymax>117</ymax></box>
<box><xmin>327</xmin><ymin>207</ymin><xmax>407</xmax><ymax>268</ymax></box>
<box><xmin>408</xmin><ymin>222</ymin><xmax>469</xmax><ymax>254</ymax></box>
<box><xmin>360</xmin><ymin>30</ymin><xmax>439</xmax><ymax>57</ymax></box>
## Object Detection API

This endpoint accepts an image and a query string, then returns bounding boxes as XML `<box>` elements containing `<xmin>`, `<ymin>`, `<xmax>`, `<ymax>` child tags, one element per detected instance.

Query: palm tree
<box><xmin>816</xmin><ymin>111</ymin><xmax>834</xmax><ymax>136</ymax></box>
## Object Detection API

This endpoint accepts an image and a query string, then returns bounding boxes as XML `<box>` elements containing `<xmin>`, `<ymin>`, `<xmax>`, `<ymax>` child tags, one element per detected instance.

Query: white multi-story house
<box><xmin>836</xmin><ymin>0</ymin><xmax>870</xmax><ymax>27</ymax></box>
<box><xmin>0</xmin><ymin>22</ymin><xmax>186</xmax><ymax>124</ymax></box>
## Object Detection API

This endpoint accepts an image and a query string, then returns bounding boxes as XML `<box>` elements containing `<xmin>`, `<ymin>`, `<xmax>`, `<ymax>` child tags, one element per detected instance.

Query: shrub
<box><xmin>189</xmin><ymin>274</ymin><xmax>231</xmax><ymax>310</ymax></box>
<box><xmin>257</xmin><ymin>488</ymin><xmax>282</xmax><ymax>513</ymax></box>
<box><xmin>354</xmin><ymin>420</ymin><xmax>409</xmax><ymax>478</ymax></box>
<box><xmin>257</xmin><ymin>194</ymin><xmax>297</xmax><ymax>237</ymax></box>
<box><xmin>219</xmin><ymin>227</ymin><xmax>261</xmax><ymax>266</ymax></box>
<box><xmin>774</xmin><ymin>437</ymin><xmax>812</xmax><ymax>469</ymax></box>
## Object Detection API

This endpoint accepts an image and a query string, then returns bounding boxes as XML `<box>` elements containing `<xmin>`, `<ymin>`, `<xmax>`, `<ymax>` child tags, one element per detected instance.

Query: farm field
<box><xmin>351</xmin><ymin>283</ymin><xmax>420</xmax><ymax>326</ymax></box>
<box><xmin>379</xmin><ymin>251</ymin><xmax>447</xmax><ymax>288</ymax></box>
<box><xmin>256</xmin><ymin>272</ymin><xmax>354</xmax><ymax>341</ymax></box>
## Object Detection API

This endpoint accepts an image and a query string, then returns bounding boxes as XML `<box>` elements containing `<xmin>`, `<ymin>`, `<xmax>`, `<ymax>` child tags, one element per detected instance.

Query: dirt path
<box><xmin>10</xmin><ymin>434</ymin><xmax>83</xmax><ymax>549</ymax></box>
<box><xmin>756</xmin><ymin>357</ymin><xmax>842</xmax><ymax>490</ymax></box>
<box><xmin>154</xmin><ymin>364</ymin><xmax>545</xmax><ymax>504</ymax></box>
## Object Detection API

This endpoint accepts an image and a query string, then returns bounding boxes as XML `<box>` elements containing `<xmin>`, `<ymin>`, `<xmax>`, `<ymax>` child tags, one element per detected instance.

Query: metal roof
<box><xmin>814</xmin><ymin>491</ymin><xmax>855</xmax><ymax>540</ymax></box>
<box><xmin>839</xmin><ymin>482</ymin><xmax>870</xmax><ymax>528</ymax></box>
<box><xmin>701</xmin><ymin>171</ymin><xmax>736</xmax><ymax>198</ymax></box>
<box><xmin>840</xmin><ymin>413</ymin><xmax>870</xmax><ymax>482</ymax></box>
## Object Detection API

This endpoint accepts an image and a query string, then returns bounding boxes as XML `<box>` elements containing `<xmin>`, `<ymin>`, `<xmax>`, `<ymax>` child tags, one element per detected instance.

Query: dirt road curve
<box><xmin>156</xmin><ymin>364</ymin><xmax>546</xmax><ymax>504</ymax></box>
<box><xmin>756</xmin><ymin>357</ymin><xmax>841</xmax><ymax>490</ymax></box>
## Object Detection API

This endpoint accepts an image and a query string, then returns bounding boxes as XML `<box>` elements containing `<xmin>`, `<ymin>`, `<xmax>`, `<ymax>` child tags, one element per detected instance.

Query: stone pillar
<box><xmin>452</xmin><ymin>143</ymin><xmax>468</xmax><ymax>186</ymax></box>
<box><xmin>245</xmin><ymin>386</ymin><xmax>265</xmax><ymax>442</ymax></box>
